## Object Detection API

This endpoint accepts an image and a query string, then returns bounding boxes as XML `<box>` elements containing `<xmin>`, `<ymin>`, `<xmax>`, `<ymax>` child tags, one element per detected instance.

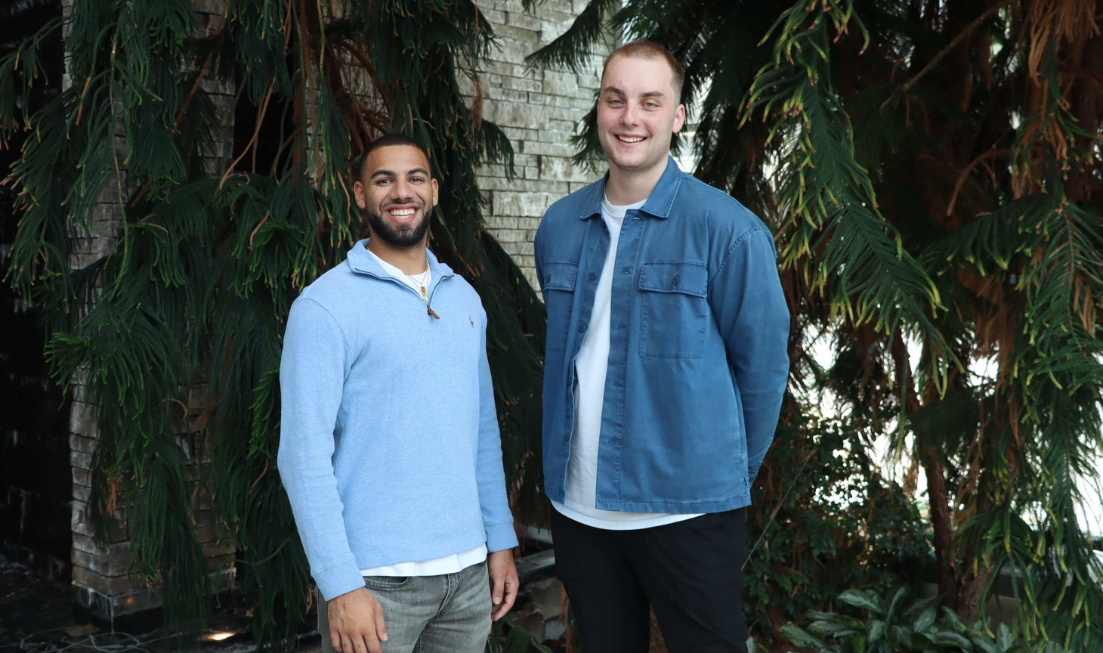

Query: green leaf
<box><xmin>782</xmin><ymin>624</ymin><xmax>828</xmax><ymax>649</ymax></box>
<box><xmin>838</xmin><ymin>589</ymin><xmax>884</xmax><ymax>614</ymax></box>
<box><xmin>868</xmin><ymin>619</ymin><xmax>887</xmax><ymax>644</ymax></box>
<box><xmin>913</xmin><ymin>607</ymin><xmax>937</xmax><ymax>633</ymax></box>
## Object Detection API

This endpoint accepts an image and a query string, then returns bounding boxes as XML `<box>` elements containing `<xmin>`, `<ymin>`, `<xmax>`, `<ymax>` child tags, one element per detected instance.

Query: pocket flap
<box><xmin>541</xmin><ymin>261</ymin><xmax>578</xmax><ymax>291</ymax></box>
<box><xmin>638</xmin><ymin>262</ymin><xmax>707</xmax><ymax>297</ymax></box>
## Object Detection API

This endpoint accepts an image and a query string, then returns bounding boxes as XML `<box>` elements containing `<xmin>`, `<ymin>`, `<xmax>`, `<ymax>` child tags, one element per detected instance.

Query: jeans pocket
<box><xmin>362</xmin><ymin>575</ymin><xmax>411</xmax><ymax>590</ymax></box>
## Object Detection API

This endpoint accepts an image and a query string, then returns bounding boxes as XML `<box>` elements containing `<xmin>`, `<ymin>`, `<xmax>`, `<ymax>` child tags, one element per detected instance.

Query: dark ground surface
<box><xmin>0</xmin><ymin>557</ymin><xmax>322</xmax><ymax>653</ymax></box>
<box><xmin>0</xmin><ymin>557</ymin><xmax>82</xmax><ymax>650</ymax></box>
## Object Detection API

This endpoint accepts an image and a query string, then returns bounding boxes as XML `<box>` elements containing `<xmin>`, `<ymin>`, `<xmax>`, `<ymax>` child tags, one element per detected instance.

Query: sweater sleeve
<box><xmin>276</xmin><ymin>297</ymin><xmax>365</xmax><ymax>601</ymax></box>
<box><xmin>475</xmin><ymin>312</ymin><xmax>519</xmax><ymax>553</ymax></box>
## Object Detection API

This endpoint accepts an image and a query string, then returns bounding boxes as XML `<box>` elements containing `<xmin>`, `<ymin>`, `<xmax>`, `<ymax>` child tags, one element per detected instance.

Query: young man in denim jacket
<box><xmin>534</xmin><ymin>41</ymin><xmax>790</xmax><ymax>653</ymax></box>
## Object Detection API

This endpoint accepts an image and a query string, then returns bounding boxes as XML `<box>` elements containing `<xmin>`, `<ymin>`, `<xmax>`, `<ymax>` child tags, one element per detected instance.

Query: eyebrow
<box><xmin>601</xmin><ymin>87</ymin><xmax>667</xmax><ymax>100</ymax></box>
<box><xmin>370</xmin><ymin>167</ymin><xmax>430</xmax><ymax>179</ymax></box>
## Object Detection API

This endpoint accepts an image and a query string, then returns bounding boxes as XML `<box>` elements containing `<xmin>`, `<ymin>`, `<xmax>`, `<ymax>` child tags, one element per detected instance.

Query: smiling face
<box><xmin>353</xmin><ymin>144</ymin><xmax>439</xmax><ymax>248</ymax></box>
<box><xmin>597</xmin><ymin>54</ymin><xmax>686</xmax><ymax>178</ymax></box>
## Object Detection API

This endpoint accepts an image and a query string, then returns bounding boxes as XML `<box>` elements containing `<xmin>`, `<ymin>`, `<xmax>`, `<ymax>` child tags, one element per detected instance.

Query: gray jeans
<box><xmin>317</xmin><ymin>561</ymin><xmax>491</xmax><ymax>653</ymax></box>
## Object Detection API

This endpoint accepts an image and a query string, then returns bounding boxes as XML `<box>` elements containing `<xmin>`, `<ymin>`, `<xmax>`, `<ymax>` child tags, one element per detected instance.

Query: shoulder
<box><xmin>538</xmin><ymin>179</ymin><xmax>602</xmax><ymax>236</ymax></box>
<box><xmin>297</xmin><ymin>261</ymin><xmax>356</xmax><ymax>308</ymax></box>
<box><xmin>677</xmin><ymin>174</ymin><xmax>772</xmax><ymax>243</ymax></box>
<box><xmin>448</xmin><ymin>272</ymin><xmax>480</xmax><ymax>302</ymax></box>
<box><xmin>443</xmin><ymin>272</ymin><xmax>487</xmax><ymax>318</ymax></box>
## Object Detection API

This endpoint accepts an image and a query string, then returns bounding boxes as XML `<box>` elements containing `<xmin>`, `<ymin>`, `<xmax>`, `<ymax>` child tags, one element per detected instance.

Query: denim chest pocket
<box><xmin>541</xmin><ymin>261</ymin><xmax>578</xmax><ymax>352</ymax></box>
<box><xmin>638</xmin><ymin>262</ymin><xmax>709</xmax><ymax>358</ymax></box>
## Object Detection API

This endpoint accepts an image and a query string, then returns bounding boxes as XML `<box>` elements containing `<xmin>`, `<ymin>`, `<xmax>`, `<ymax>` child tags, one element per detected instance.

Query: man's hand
<box><xmin>488</xmin><ymin>549</ymin><xmax>519</xmax><ymax>621</ymax></box>
<box><xmin>328</xmin><ymin>587</ymin><xmax>388</xmax><ymax>653</ymax></box>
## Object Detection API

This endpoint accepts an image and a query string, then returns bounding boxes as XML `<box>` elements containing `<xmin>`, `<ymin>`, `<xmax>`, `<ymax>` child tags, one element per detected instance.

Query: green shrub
<box><xmin>773</xmin><ymin>588</ymin><xmax>1063</xmax><ymax>653</ymax></box>
<box><xmin>744</xmin><ymin>407</ymin><xmax>931</xmax><ymax>646</ymax></box>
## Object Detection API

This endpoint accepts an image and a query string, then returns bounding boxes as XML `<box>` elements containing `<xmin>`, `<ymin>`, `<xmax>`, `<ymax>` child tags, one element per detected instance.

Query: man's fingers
<box><xmin>364</xmin><ymin>631</ymin><xmax>383</xmax><ymax>653</ymax></box>
<box><xmin>492</xmin><ymin>575</ymin><xmax>517</xmax><ymax>621</ymax></box>
<box><xmin>373</xmin><ymin>604</ymin><xmax>388</xmax><ymax>642</ymax></box>
<box><xmin>350</xmin><ymin>631</ymin><xmax>369</xmax><ymax>653</ymax></box>
<box><xmin>330</xmin><ymin>630</ymin><xmax>343</xmax><ymax>653</ymax></box>
<box><xmin>491</xmin><ymin>573</ymin><xmax>504</xmax><ymax>606</ymax></box>
<box><xmin>504</xmin><ymin>574</ymin><xmax>519</xmax><ymax>609</ymax></box>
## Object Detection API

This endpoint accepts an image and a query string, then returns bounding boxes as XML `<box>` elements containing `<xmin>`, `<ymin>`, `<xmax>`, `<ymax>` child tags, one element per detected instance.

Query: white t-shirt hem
<box><xmin>552</xmin><ymin>500</ymin><xmax>702</xmax><ymax>531</ymax></box>
<box><xmin>359</xmin><ymin>544</ymin><xmax>487</xmax><ymax>577</ymax></box>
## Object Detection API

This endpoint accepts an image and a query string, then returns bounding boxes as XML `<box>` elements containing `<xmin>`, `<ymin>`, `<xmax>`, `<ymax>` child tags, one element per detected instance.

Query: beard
<box><xmin>365</xmin><ymin>202</ymin><xmax>433</xmax><ymax>248</ymax></box>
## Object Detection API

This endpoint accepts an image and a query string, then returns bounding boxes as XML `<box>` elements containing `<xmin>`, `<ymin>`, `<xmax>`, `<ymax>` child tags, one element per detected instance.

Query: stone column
<box><xmin>472</xmin><ymin>0</ymin><xmax>616</xmax><ymax>288</ymax></box>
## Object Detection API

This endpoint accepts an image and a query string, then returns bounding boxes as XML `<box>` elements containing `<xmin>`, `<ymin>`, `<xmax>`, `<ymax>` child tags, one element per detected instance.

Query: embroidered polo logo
<box><xmin>469</xmin><ymin>316</ymin><xmax>474</xmax><ymax>327</ymax></box>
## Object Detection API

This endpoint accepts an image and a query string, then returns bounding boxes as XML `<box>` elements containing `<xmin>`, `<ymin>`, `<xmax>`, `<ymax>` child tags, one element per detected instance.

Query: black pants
<box><xmin>551</xmin><ymin>508</ymin><xmax>749</xmax><ymax>653</ymax></box>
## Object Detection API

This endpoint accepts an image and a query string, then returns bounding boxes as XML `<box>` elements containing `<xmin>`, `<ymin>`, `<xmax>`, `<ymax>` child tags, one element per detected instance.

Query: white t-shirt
<box><xmin>551</xmin><ymin>195</ymin><xmax>703</xmax><ymax>530</ymax></box>
<box><xmin>361</xmin><ymin>249</ymin><xmax>488</xmax><ymax>576</ymax></box>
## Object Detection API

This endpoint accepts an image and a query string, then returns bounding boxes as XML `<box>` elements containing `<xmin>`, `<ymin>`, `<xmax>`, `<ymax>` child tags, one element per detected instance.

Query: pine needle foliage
<box><xmin>531</xmin><ymin>0</ymin><xmax>1103</xmax><ymax>649</ymax></box>
<box><xmin>2</xmin><ymin>0</ymin><xmax>547</xmax><ymax>645</ymax></box>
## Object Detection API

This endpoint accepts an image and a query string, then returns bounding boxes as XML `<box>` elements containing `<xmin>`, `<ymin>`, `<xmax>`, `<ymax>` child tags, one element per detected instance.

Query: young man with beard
<box><xmin>278</xmin><ymin>134</ymin><xmax>519</xmax><ymax>653</ymax></box>
<box><xmin>533</xmin><ymin>41</ymin><xmax>790</xmax><ymax>653</ymax></box>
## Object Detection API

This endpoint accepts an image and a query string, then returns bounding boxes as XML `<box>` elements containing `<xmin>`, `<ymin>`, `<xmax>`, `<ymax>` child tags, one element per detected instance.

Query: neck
<box><xmin>366</xmin><ymin>237</ymin><xmax>429</xmax><ymax>274</ymax></box>
<box><xmin>604</xmin><ymin>156</ymin><xmax>669</xmax><ymax>205</ymax></box>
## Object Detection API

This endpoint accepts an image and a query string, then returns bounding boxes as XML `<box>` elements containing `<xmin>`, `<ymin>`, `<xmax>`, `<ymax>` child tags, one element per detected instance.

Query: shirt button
<box><xmin>621</xmin><ymin>267</ymin><xmax>631</xmax><ymax>275</ymax></box>
<box><xmin>579</xmin><ymin>324</ymin><xmax>588</xmax><ymax>333</ymax></box>
<box><xmin>672</xmin><ymin>275</ymin><xmax>680</xmax><ymax>286</ymax></box>
<box><xmin>589</xmin><ymin>272</ymin><xmax>597</xmax><ymax>281</ymax></box>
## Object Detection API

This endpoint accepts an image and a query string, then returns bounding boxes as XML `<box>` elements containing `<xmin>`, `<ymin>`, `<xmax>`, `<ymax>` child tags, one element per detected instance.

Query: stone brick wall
<box><xmin>472</xmin><ymin>0</ymin><xmax>616</xmax><ymax>289</ymax></box>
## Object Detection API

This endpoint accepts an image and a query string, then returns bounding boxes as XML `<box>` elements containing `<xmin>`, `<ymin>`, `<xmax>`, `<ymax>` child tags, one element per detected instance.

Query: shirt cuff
<box><xmin>313</xmin><ymin>558</ymin><xmax>366</xmax><ymax>602</ymax></box>
<box><xmin>485</xmin><ymin>521</ymin><xmax>519</xmax><ymax>553</ymax></box>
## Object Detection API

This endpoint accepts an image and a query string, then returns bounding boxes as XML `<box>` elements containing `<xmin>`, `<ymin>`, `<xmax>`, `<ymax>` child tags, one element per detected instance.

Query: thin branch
<box><xmin>129</xmin><ymin>2</ymin><xmax>232</xmax><ymax>208</ymax></box>
<box><xmin>882</xmin><ymin>0</ymin><xmax>1015</xmax><ymax>111</ymax></box>
<box><xmin>219</xmin><ymin>79</ymin><xmax>275</xmax><ymax>189</ymax></box>
<box><xmin>946</xmin><ymin>148</ymin><xmax>1010</xmax><ymax>216</ymax></box>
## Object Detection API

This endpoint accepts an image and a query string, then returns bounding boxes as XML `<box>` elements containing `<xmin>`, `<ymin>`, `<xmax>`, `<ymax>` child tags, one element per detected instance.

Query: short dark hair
<box><xmin>356</xmin><ymin>134</ymin><xmax>431</xmax><ymax>181</ymax></box>
<box><xmin>601</xmin><ymin>40</ymin><xmax>686</xmax><ymax>103</ymax></box>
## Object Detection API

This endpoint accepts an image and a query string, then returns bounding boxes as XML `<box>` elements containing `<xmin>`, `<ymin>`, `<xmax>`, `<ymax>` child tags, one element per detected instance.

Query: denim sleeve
<box><xmin>534</xmin><ymin>219</ymin><xmax>547</xmax><ymax>300</ymax></box>
<box><xmin>476</xmin><ymin>313</ymin><xmax>519</xmax><ymax>553</ymax></box>
<box><xmin>709</xmin><ymin>227</ymin><xmax>790</xmax><ymax>484</ymax></box>
<box><xmin>276</xmin><ymin>297</ymin><xmax>364</xmax><ymax>601</ymax></box>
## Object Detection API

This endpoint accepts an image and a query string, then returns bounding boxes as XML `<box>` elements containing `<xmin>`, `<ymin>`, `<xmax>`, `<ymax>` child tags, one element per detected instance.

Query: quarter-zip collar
<box><xmin>579</xmin><ymin>155</ymin><xmax>683</xmax><ymax>221</ymax></box>
<box><xmin>346</xmin><ymin>239</ymin><xmax>455</xmax><ymax>319</ymax></box>
<box><xmin>346</xmin><ymin>238</ymin><xmax>455</xmax><ymax>288</ymax></box>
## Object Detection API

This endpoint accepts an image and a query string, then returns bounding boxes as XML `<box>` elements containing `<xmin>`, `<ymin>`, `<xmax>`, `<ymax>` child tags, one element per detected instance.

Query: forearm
<box><xmin>475</xmin><ymin>324</ymin><xmax>519</xmax><ymax>553</ymax></box>
<box><xmin>278</xmin><ymin>453</ymin><xmax>364</xmax><ymax>600</ymax></box>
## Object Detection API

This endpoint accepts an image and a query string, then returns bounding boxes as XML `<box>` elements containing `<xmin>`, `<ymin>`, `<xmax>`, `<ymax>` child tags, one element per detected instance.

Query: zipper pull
<box><xmin>427</xmin><ymin>307</ymin><xmax>441</xmax><ymax>320</ymax></box>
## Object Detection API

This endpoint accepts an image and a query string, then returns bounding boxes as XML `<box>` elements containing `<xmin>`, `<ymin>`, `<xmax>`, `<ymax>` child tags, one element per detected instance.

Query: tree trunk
<box><xmin>921</xmin><ymin>442</ymin><xmax>960</xmax><ymax>607</ymax></box>
<box><xmin>889</xmin><ymin>335</ymin><xmax>960</xmax><ymax>607</ymax></box>
<box><xmin>957</xmin><ymin>565</ymin><xmax>993</xmax><ymax>624</ymax></box>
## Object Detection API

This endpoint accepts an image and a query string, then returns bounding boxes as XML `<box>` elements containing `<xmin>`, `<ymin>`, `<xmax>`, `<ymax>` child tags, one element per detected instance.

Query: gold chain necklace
<box><xmin>403</xmin><ymin>266</ymin><xmax>430</xmax><ymax>299</ymax></box>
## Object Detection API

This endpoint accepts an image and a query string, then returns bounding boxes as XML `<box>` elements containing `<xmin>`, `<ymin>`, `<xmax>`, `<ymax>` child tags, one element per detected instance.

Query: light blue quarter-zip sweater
<box><xmin>277</xmin><ymin>239</ymin><xmax>518</xmax><ymax>601</ymax></box>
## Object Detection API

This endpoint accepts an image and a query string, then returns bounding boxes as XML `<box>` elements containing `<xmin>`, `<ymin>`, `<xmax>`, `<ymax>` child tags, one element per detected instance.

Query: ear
<box><xmin>672</xmin><ymin>103</ymin><xmax>686</xmax><ymax>134</ymax></box>
<box><xmin>353</xmin><ymin>179</ymin><xmax>367</xmax><ymax>209</ymax></box>
<box><xmin>431</xmin><ymin>178</ymin><xmax>439</xmax><ymax>207</ymax></box>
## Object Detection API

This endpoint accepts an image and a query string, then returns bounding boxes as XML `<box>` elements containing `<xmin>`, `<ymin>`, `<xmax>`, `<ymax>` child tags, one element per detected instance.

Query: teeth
<box><xmin>618</xmin><ymin>136</ymin><xmax>644</xmax><ymax>143</ymax></box>
<box><xmin>390</xmin><ymin>209</ymin><xmax>415</xmax><ymax>217</ymax></box>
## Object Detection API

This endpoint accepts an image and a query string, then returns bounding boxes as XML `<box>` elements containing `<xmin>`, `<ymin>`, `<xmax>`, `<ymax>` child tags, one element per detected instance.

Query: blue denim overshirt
<box><xmin>534</xmin><ymin>157</ymin><xmax>790</xmax><ymax>513</ymax></box>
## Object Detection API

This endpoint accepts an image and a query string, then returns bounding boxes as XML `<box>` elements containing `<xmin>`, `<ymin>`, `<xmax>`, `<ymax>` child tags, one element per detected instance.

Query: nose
<box><xmin>620</xmin><ymin>103</ymin><xmax>640</xmax><ymax>126</ymax></box>
<box><xmin>390</xmin><ymin>178</ymin><xmax>413</xmax><ymax>202</ymax></box>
